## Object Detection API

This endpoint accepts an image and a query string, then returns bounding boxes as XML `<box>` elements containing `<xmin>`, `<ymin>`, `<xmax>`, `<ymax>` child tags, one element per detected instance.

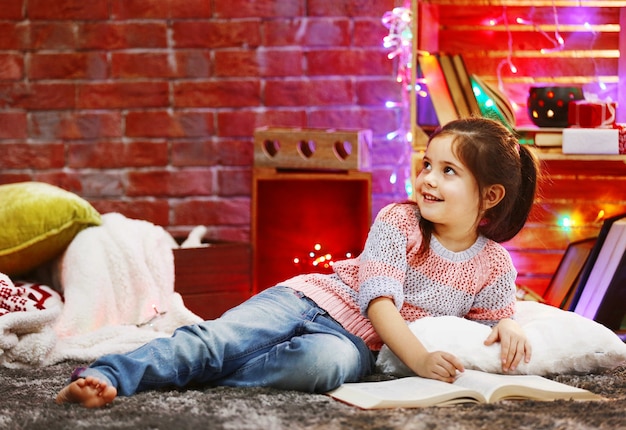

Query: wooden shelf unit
<box><xmin>410</xmin><ymin>1</ymin><xmax>626</xmax><ymax>295</ymax></box>
<box><xmin>534</xmin><ymin>149</ymin><xmax>626</xmax><ymax>162</ymax></box>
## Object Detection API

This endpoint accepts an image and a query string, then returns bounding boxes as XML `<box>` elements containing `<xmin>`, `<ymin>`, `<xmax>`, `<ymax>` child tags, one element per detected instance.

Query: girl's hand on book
<box><xmin>415</xmin><ymin>351</ymin><xmax>465</xmax><ymax>383</ymax></box>
<box><xmin>367</xmin><ymin>297</ymin><xmax>463</xmax><ymax>382</ymax></box>
<box><xmin>484</xmin><ymin>318</ymin><xmax>532</xmax><ymax>372</ymax></box>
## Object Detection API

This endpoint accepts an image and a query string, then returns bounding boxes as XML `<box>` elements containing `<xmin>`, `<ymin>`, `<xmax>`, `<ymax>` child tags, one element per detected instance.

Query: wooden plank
<box><xmin>541</xmin><ymin>157</ymin><xmax>626</xmax><ymax>175</ymax></box>
<box><xmin>174</xmin><ymin>242</ymin><xmax>252</xmax><ymax>295</ymax></box>
<box><xmin>425</xmin><ymin>1</ymin><xmax>626</xmax><ymax>7</ymax></box>
<box><xmin>417</xmin><ymin>2</ymin><xmax>440</xmax><ymax>52</ymax></box>
<box><xmin>437</xmin><ymin>6</ymin><xmax>620</xmax><ymax>27</ymax></box>
<box><xmin>458</xmin><ymin>57</ymin><xmax>618</xmax><ymax>78</ymax></box>
<box><xmin>531</xmin><ymin>202</ymin><xmax>626</xmax><ymax>225</ymax></box>
<box><xmin>253</xmin><ymin>127</ymin><xmax>372</xmax><ymax>171</ymax></box>
<box><xmin>439</xmin><ymin>31</ymin><xmax>619</xmax><ymax>53</ymax></box>
<box><xmin>539</xmin><ymin>152</ymin><xmax>626</xmax><ymax>162</ymax></box>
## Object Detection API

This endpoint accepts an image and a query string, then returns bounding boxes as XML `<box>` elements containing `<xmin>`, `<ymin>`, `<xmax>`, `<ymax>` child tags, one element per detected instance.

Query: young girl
<box><xmin>56</xmin><ymin>117</ymin><xmax>539</xmax><ymax>408</ymax></box>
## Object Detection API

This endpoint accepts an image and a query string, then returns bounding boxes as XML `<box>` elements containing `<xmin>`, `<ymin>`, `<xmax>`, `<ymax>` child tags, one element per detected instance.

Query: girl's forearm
<box><xmin>367</xmin><ymin>297</ymin><xmax>429</xmax><ymax>373</ymax></box>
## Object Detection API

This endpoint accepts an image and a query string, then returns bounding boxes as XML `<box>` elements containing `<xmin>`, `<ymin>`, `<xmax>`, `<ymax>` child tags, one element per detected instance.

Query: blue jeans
<box><xmin>78</xmin><ymin>285</ymin><xmax>376</xmax><ymax>395</ymax></box>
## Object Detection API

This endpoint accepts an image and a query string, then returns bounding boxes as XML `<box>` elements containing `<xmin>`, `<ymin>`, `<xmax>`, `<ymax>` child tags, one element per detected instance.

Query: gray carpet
<box><xmin>1</xmin><ymin>361</ymin><xmax>625</xmax><ymax>429</ymax></box>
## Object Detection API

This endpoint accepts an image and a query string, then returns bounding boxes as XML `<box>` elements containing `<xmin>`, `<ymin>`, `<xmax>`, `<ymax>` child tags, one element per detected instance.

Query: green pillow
<box><xmin>0</xmin><ymin>182</ymin><xmax>102</xmax><ymax>276</ymax></box>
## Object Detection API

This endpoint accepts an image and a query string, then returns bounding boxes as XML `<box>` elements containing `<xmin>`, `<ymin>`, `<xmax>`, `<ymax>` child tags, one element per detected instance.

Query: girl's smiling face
<box><xmin>414</xmin><ymin>135</ymin><xmax>482</xmax><ymax>244</ymax></box>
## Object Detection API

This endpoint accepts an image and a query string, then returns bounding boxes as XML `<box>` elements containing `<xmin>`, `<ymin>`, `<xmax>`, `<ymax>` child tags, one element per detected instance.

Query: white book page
<box><xmin>329</xmin><ymin>376</ymin><xmax>485</xmax><ymax>409</ymax></box>
<box><xmin>454</xmin><ymin>370</ymin><xmax>595</xmax><ymax>402</ymax></box>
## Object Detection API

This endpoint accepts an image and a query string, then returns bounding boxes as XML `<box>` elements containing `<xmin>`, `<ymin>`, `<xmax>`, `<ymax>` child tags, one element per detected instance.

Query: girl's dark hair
<box><xmin>418</xmin><ymin>117</ymin><xmax>539</xmax><ymax>255</ymax></box>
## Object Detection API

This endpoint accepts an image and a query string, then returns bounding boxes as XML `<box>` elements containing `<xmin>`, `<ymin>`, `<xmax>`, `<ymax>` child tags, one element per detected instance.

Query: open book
<box><xmin>327</xmin><ymin>369</ymin><xmax>601</xmax><ymax>409</ymax></box>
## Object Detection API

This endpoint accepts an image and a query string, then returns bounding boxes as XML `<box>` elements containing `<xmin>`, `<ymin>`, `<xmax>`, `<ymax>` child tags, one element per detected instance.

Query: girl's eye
<box><xmin>444</xmin><ymin>166</ymin><xmax>456</xmax><ymax>175</ymax></box>
<box><xmin>422</xmin><ymin>161</ymin><xmax>432</xmax><ymax>171</ymax></box>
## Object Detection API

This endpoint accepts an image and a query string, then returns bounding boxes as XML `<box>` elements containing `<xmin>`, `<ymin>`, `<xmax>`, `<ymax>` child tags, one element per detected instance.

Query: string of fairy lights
<box><xmin>292</xmin><ymin>243</ymin><xmax>354</xmax><ymax>271</ymax></box>
<box><xmin>381</xmin><ymin>6</ymin><xmax>415</xmax><ymax>198</ymax></box>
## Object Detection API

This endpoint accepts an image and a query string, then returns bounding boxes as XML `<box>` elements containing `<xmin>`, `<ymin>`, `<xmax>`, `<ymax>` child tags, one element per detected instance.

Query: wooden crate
<box><xmin>253</xmin><ymin>127</ymin><xmax>372</xmax><ymax>171</ymax></box>
<box><xmin>174</xmin><ymin>242</ymin><xmax>251</xmax><ymax>320</ymax></box>
<box><xmin>252</xmin><ymin>168</ymin><xmax>372</xmax><ymax>293</ymax></box>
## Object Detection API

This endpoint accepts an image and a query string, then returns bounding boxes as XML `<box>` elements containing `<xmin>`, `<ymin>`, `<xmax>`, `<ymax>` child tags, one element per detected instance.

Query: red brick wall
<box><xmin>0</xmin><ymin>0</ymin><xmax>405</xmax><ymax>241</ymax></box>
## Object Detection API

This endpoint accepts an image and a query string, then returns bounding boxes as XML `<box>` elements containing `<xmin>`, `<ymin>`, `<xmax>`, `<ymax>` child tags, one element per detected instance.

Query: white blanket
<box><xmin>0</xmin><ymin>213</ymin><xmax>202</xmax><ymax>368</ymax></box>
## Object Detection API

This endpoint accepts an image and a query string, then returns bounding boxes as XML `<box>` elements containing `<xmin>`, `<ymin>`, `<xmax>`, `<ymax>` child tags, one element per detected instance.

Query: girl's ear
<box><xmin>484</xmin><ymin>184</ymin><xmax>505</xmax><ymax>210</ymax></box>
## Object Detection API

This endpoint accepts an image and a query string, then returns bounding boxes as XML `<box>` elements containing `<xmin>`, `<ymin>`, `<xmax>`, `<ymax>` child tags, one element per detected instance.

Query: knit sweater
<box><xmin>281</xmin><ymin>203</ymin><xmax>518</xmax><ymax>351</ymax></box>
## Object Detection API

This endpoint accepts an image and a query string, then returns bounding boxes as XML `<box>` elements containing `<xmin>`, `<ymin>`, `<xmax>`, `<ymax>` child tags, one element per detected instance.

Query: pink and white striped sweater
<box><xmin>281</xmin><ymin>203</ymin><xmax>518</xmax><ymax>351</ymax></box>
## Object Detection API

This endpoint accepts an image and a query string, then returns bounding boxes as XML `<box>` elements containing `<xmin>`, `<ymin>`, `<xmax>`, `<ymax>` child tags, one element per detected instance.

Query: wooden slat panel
<box><xmin>460</xmin><ymin>57</ymin><xmax>618</xmax><ymax>78</ymax></box>
<box><xmin>439</xmin><ymin>31</ymin><xmax>619</xmax><ymax>53</ymax></box>
<box><xmin>540</xmin><ymin>178</ymin><xmax>626</xmax><ymax>202</ymax></box>
<box><xmin>508</xmin><ymin>249</ymin><xmax>562</xmax><ymax>275</ymax></box>
<box><xmin>437</xmin><ymin>6</ymin><xmax>621</xmax><ymax>26</ymax></box>
<box><xmin>506</xmin><ymin>224</ymin><xmax>599</xmax><ymax>249</ymax></box>
<box><xmin>541</xmin><ymin>158</ymin><xmax>626</xmax><ymax>175</ymax></box>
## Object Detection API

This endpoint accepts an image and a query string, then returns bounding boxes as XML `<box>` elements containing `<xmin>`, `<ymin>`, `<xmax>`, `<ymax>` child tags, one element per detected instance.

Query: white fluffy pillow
<box><xmin>376</xmin><ymin>301</ymin><xmax>626</xmax><ymax>376</ymax></box>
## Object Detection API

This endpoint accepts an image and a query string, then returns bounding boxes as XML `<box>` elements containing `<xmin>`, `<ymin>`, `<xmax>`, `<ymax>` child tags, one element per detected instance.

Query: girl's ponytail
<box><xmin>502</xmin><ymin>144</ymin><xmax>539</xmax><ymax>241</ymax></box>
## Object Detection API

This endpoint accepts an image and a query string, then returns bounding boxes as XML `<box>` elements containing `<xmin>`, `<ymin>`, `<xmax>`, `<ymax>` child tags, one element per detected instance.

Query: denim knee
<box><xmin>306</xmin><ymin>335</ymin><xmax>365</xmax><ymax>392</ymax></box>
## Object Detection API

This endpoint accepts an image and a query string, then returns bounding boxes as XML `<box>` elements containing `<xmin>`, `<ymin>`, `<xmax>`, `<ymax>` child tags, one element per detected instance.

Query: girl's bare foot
<box><xmin>55</xmin><ymin>376</ymin><xmax>117</xmax><ymax>408</ymax></box>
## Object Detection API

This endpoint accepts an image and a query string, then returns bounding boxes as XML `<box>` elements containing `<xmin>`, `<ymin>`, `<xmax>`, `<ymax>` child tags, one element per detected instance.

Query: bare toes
<box><xmin>55</xmin><ymin>377</ymin><xmax>117</xmax><ymax>408</ymax></box>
